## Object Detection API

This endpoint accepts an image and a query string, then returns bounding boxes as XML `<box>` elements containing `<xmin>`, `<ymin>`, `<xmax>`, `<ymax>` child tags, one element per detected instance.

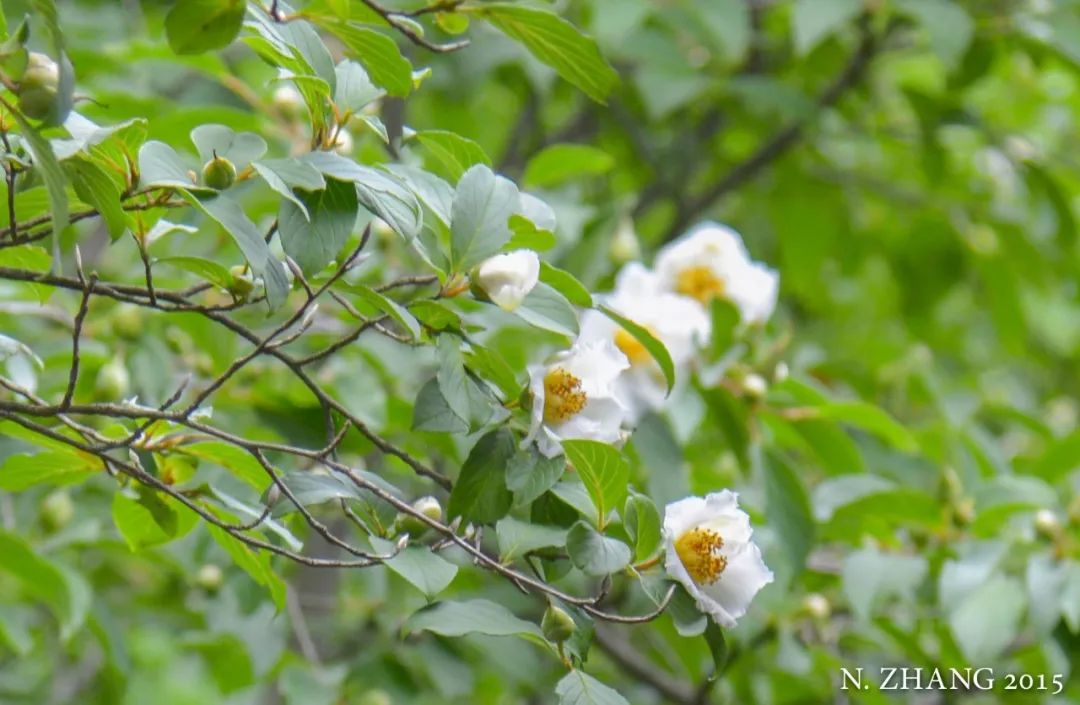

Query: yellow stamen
<box><xmin>543</xmin><ymin>367</ymin><xmax>587</xmax><ymax>423</ymax></box>
<box><xmin>674</xmin><ymin>527</ymin><xmax>727</xmax><ymax>584</ymax></box>
<box><xmin>613</xmin><ymin>324</ymin><xmax>659</xmax><ymax>366</ymax></box>
<box><xmin>675</xmin><ymin>265</ymin><xmax>725</xmax><ymax>304</ymax></box>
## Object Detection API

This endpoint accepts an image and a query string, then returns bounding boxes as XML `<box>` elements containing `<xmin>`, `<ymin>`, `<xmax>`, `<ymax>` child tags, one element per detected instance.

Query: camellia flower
<box><xmin>472</xmin><ymin>250</ymin><xmax>541</xmax><ymax>312</ymax></box>
<box><xmin>654</xmin><ymin>221</ymin><xmax>779</xmax><ymax>325</ymax></box>
<box><xmin>663</xmin><ymin>490</ymin><xmax>773</xmax><ymax>628</ymax></box>
<box><xmin>525</xmin><ymin>340</ymin><xmax>630</xmax><ymax>458</ymax></box>
<box><xmin>579</xmin><ymin>263</ymin><xmax>710</xmax><ymax>419</ymax></box>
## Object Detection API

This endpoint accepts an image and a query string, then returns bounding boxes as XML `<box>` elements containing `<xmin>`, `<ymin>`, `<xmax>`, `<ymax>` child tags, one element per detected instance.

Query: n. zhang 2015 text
<box><xmin>839</xmin><ymin>667</ymin><xmax>1064</xmax><ymax>694</ymax></box>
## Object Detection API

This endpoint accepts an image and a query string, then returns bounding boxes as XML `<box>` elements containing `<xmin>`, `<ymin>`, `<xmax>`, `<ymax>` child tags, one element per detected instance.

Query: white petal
<box><xmin>475</xmin><ymin>250</ymin><xmax>540</xmax><ymax>311</ymax></box>
<box><xmin>699</xmin><ymin>542</ymin><xmax>774</xmax><ymax>624</ymax></box>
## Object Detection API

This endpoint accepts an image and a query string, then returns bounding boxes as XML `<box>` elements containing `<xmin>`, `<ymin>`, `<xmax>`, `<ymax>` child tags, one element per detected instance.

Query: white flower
<box><xmin>473</xmin><ymin>250</ymin><xmax>540</xmax><ymax>311</ymax></box>
<box><xmin>579</xmin><ymin>263</ymin><xmax>710</xmax><ymax>420</ymax></box>
<box><xmin>525</xmin><ymin>340</ymin><xmax>630</xmax><ymax>458</ymax></box>
<box><xmin>663</xmin><ymin>491</ymin><xmax>773</xmax><ymax>628</ymax></box>
<box><xmin>655</xmin><ymin>221</ymin><xmax>779</xmax><ymax>325</ymax></box>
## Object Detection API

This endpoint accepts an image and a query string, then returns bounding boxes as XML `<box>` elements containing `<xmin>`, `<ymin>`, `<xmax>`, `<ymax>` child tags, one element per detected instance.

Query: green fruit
<box><xmin>95</xmin><ymin>358</ymin><xmax>131</xmax><ymax>400</ymax></box>
<box><xmin>541</xmin><ymin>604</ymin><xmax>576</xmax><ymax>643</ymax></box>
<box><xmin>111</xmin><ymin>304</ymin><xmax>144</xmax><ymax>341</ymax></box>
<box><xmin>16</xmin><ymin>52</ymin><xmax>59</xmax><ymax>121</ymax></box>
<box><xmin>202</xmin><ymin>154</ymin><xmax>236</xmax><ymax>190</ymax></box>
<box><xmin>195</xmin><ymin>564</ymin><xmax>224</xmax><ymax>592</ymax></box>
<box><xmin>41</xmin><ymin>491</ymin><xmax>75</xmax><ymax>531</ymax></box>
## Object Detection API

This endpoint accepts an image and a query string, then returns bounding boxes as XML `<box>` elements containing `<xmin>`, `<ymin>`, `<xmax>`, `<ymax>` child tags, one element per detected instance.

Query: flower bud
<box><xmin>227</xmin><ymin>264</ymin><xmax>255</xmax><ymax>300</ymax></box>
<box><xmin>743</xmin><ymin>373</ymin><xmax>768</xmax><ymax>399</ymax></box>
<box><xmin>17</xmin><ymin>52</ymin><xmax>59</xmax><ymax>121</ymax></box>
<box><xmin>774</xmin><ymin>361</ymin><xmax>789</xmax><ymax>382</ymax></box>
<box><xmin>802</xmin><ymin>592</ymin><xmax>830</xmax><ymax>620</ymax></box>
<box><xmin>541</xmin><ymin>604</ymin><xmax>576</xmax><ymax>643</ymax></box>
<box><xmin>608</xmin><ymin>217</ymin><xmax>641</xmax><ymax>264</ymax></box>
<box><xmin>272</xmin><ymin>84</ymin><xmax>304</xmax><ymax>120</ymax></box>
<box><xmin>95</xmin><ymin>358</ymin><xmax>131</xmax><ymax>400</ymax></box>
<box><xmin>471</xmin><ymin>250</ymin><xmax>540</xmax><ymax>311</ymax></box>
<box><xmin>41</xmin><ymin>490</ymin><xmax>75</xmax><ymax>531</ymax></box>
<box><xmin>332</xmin><ymin>128</ymin><xmax>354</xmax><ymax>155</ymax></box>
<box><xmin>195</xmin><ymin>564</ymin><xmax>224</xmax><ymax>592</ymax></box>
<box><xmin>395</xmin><ymin>496</ymin><xmax>442</xmax><ymax>536</ymax></box>
<box><xmin>112</xmin><ymin>303</ymin><xmax>144</xmax><ymax>341</ymax></box>
<box><xmin>1034</xmin><ymin>509</ymin><xmax>1061</xmax><ymax>538</ymax></box>
<box><xmin>202</xmin><ymin>153</ymin><xmax>237</xmax><ymax>190</ymax></box>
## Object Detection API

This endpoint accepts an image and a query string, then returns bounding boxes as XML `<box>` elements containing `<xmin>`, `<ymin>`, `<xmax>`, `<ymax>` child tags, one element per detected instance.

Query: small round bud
<box><xmin>1034</xmin><ymin>509</ymin><xmax>1061</xmax><ymax>538</ymax></box>
<box><xmin>17</xmin><ymin>52</ymin><xmax>60</xmax><ymax>121</ymax></box>
<box><xmin>395</xmin><ymin>496</ymin><xmax>443</xmax><ymax>536</ymax></box>
<box><xmin>41</xmin><ymin>490</ymin><xmax>75</xmax><ymax>531</ymax></box>
<box><xmin>774</xmin><ymin>361</ymin><xmax>790</xmax><ymax>383</ymax></box>
<box><xmin>265</xmin><ymin>483</ymin><xmax>282</xmax><ymax>507</ymax></box>
<box><xmin>227</xmin><ymin>265</ymin><xmax>255</xmax><ymax>300</ymax></box>
<box><xmin>112</xmin><ymin>303</ymin><xmax>144</xmax><ymax>341</ymax></box>
<box><xmin>195</xmin><ymin>564</ymin><xmax>224</xmax><ymax>591</ymax></box>
<box><xmin>802</xmin><ymin>593</ymin><xmax>830</xmax><ymax>620</ymax></box>
<box><xmin>609</xmin><ymin>217</ymin><xmax>641</xmax><ymax>264</ymax></box>
<box><xmin>332</xmin><ymin>128</ymin><xmax>354</xmax><ymax>155</ymax></box>
<box><xmin>541</xmin><ymin>604</ymin><xmax>576</xmax><ymax>643</ymax></box>
<box><xmin>272</xmin><ymin>84</ymin><xmax>305</xmax><ymax>120</ymax></box>
<box><xmin>95</xmin><ymin>358</ymin><xmax>131</xmax><ymax>400</ymax></box>
<box><xmin>202</xmin><ymin>154</ymin><xmax>237</xmax><ymax>190</ymax></box>
<box><xmin>743</xmin><ymin>373</ymin><xmax>768</xmax><ymax>399</ymax></box>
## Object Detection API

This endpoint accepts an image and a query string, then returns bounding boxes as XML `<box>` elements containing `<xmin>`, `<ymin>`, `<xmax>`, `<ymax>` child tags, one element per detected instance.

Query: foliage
<box><xmin>1</xmin><ymin>1</ymin><xmax>1080</xmax><ymax>704</ymax></box>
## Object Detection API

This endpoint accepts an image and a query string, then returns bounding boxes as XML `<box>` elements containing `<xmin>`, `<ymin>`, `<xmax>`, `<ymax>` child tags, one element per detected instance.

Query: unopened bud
<box><xmin>41</xmin><ymin>490</ymin><xmax>75</xmax><ymax>531</ymax></box>
<box><xmin>541</xmin><ymin>604</ymin><xmax>576</xmax><ymax>643</ymax></box>
<box><xmin>471</xmin><ymin>250</ymin><xmax>540</xmax><ymax>311</ymax></box>
<box><xmin>396</xmin><ymin>496</ymin><xmax>443</xmax><ymax>536</ymax></box>
<box><xmin>17</xmin><ymin>52</ymin><xmax>59</xmax><ymax>121</ymax></box>
<box><xmin>202</xmin><ymin>153</ymin><xmax>237</xmax><ymax>190</ymax></box>
<box><xmin>195</xmin><ymin>564</ymin><xmax>224</xmax><ymax>591</ymax></box>
<box><xmin>1034</xmin><ymin>509</ymin><xmax>1061</xmax><ymax>538</ymax></box>
<box><xmin>227</xmin><ymin>264</ymin><xmax>255</xmax><ymax>300</ymax></box>
<box><xmin>272</xmin><ymin>84</ymin><xmax>304</xmax><ymax>119</ymax></box>
<box><xmin>609</xmin><ymin>217</ymin><xmax>641</xmax><ymax>263</ymax></box>
<box><xmin>743</xmin><ymin>373</ymin><xmax>767</xmax><ymax>399</ymax></box>
<box><xmin>774</xmin><ymin>361</ymin><xmax>789</xmax><ymax>382</ymax></box>
<box><xmin>802</xmin><ymin>593</ymin><xmax>830</xmax><ymax>620</ymax></box>
<box><xmin>332</xmin><ymin>128</ymin><xmax>354</xmax><ymax>155</ymax></box>
<box><xmin>96</xmin><ymin>358</ymin><xmax>131</xmax><ymax>400</ymax></box>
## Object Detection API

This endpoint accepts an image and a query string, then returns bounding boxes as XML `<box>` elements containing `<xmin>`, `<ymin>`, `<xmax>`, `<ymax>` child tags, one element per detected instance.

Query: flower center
<box><xmin>543</xmin><ymin>367</ymin><xmax>587</xmax><ymax>424</ymax></box>
<box><xmin>613</xmin><ymin>325</ymin><xmax>658</xmax><ymax>366</ymax></box>
<box><xmin>674</xmin><ymin>527</ymin><xmax>727</xmax><ymax>584</ymax></box>
<box><xmin>675</xmin><ymin>265</ymin><xmax>725</xmax><ymax>304</ymax></box>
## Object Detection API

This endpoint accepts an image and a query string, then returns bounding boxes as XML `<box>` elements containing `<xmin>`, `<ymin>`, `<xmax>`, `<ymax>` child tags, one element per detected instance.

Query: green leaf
<box><xmin>554</xmin><ymin>670</ymin><xmax>629</xmax><ymax>705</ymax></box>
<box><xmin>157</xmin><ymin>256</ymin><xmax>234</xmax><ymax>290</ymax></box>
<box><xmin>412</xmin><ymin>377</ymin><xmax>468</xmax><ymax>434</ymax></box>
<box><xmin>523</xmin><ymin>144</ymin><xmax>614</xmax><ymax>188</ymax></box>
<box><xmin>495</xmin><ymin>516</ymin><xmax>568</xmax><ymax>561</ymax></box>
<box><xmin>207</xmin><ymin>521</ymin><xmax>287</xmax><ymax>611</ymax></box>
<box><xmin>477</xmin><ymin>4</ymin><xmax>619</xmax><ymax>103</ymax></box>
<box><xmin>450</xmin><ymin>164</ymin><xmax>520</xmax><ymax>271</ymax></box>
<box><xmin>334</xmin><ymin>59</ymin><xmax>383</xmax><ymax>112</ymax></box>
<box><xmin>897</xmin><ymin>0</ymin><xmax>974</xmax><ymax>66</ymax></box>
<box><xmin>185</xmin><ymin>634</ymin><xmax>255</xmax><ymax>694</ymax></box>
<box><xmin>0</xmin><ymin>530</ymin><xmax>89</xmax><ymax>641</ymax></box>
<box><xmin>279</xmin><ymin>178</ymin><xmax>359</xmax><ymax>275</ymax></box>
<box><xmin>598</xmin><ymin>305</ymin><xmax>674</xmax><ymax>394</ymax></box>
<box><xmin>515</xmin><ymin>282</ymin><xmax>579</xmax><ymax>337</ymax></box>
<box><xmin>447</xmin><ymin>428</ymin><xmax>515</xmax><ymax>524</ymax></box>
<box><xmin>842</xmin><ymin>546</ymin><xmax>927</xmax><ymax>622</ymax></box>
<box><xmin>791</xmin><ymin>0</ymin><xmax>862</xmax><ymax>56</ymax></box>
<box><xmin>138</xmin><ymin>140</ymin><xmax>198</xmax><ymax>190</ymax></box>
<box><xmin>539</xmin><ymin>261</ymin><xmax>593</xmax><ymax>308</ymax></box>
<box><xmin>165</xmin><ymin>0</ymin><xmax>245</xmax><ymax>55</ymax></box>
<box><xmin>413</xmin><ymin>130</ymin><xmax>492</xmax><ymax>182</ymax></box>
<box><xmin>761</xmin><ymin>450</ymin><xmax>815</xmax><ymax>574</ymax></box>
<box><xmin>624</xmin><ymin>492</ymin><xmax>661</xmax><ymax>561</ymax></box>
<box><xmin>410</xmin><ymin>300</ymin><xmax>461</xmax><ymax>331</ymax></box>
<box><xmin>190</xmin><ymin>124</ymin><xmax>267</xmax><ymax>168</ymax></box>
<box><xmin>506</xmin><ymin>447</ymin><xmax>566</xmax><ymax>507</ymax></box>
<box><xmin>112</xmin><ymin>491</ymin><xmax>195</xmax><ymax>551</ymax></box>
<box><xmin>406</xmin><ymin>599</ymin><xmax>544</xmax><ymax>641</ymax></box>
<box><xmin>814</xmin><ymin>400</ymin><xmax>918</xmax><ymax>453</ymax></box>
<box><xmin>0</xmin><ymin>450</ymin><xmax>99</xmax><ymax>491</ymax></box>
<box><xmin>370</xmin><ymin>537</ymin><xmax>458</xmax><ymax>598</ymax></box>
<box><xmin>566</xmin><ymin>520</ymin><xmax>631</xmax><ymax>576</ymax></box>
<box><xmin>318</xmin><ymin>21</ymin><xmax>413</xmax><ymax>97</ymax></box>
<box><xmin>188</xmin><ymin>193</ymin><xmax>291</xmax><ymax>309</ymax></box>
<box><xmin>352</xmin><ymin>284</ymin><xmax>422</xmax><ymax>340</ymax></box>
<box><xmin>66</xmin><ymin>158</ymin><xmax>127</xmax><ymax>240</ymax></box>
<box><xmin>180</xmin><ymin>442</ymin><xmax>269</xmax><ymax>491</ymax></box>
<box><xmin>252</xmin><ymin>158</ymin><xmax>327</xmax><ymax>220</ymax></box>
<box><xmin>11</xmin><ymin>110</ymin><xmax>68</xmax><ymax>246</ymax></box>
<box><xmin>302</xmin><ymin>152</ymin><xmax>422</xmax><ymax>240</ymax></box>
<box><xmin>561</xmin><ymin>440</ymin><xmax>628</xmax><ymax>529</ymax></box>
<box><xmin>704</xmin><ymin>623</ymin><xmax>729</xmax><ymax>673</ymax></box>
<box><xmin>436</xmin><ymin>335</ymin><xmax>492</xmax><ymax>432</ymax></box>
<box><xmin>464</xmin><ymin>344</ymin><xmax>522</xmax><ymax>400</ymax></box>
<box><xmin>948</xmin><ymin>575</ymin><xmax>1026</xmax><ymax>663</ymax></box>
